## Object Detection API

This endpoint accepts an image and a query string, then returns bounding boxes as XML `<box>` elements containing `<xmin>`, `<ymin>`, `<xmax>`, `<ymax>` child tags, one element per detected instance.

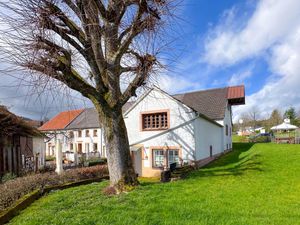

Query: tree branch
<box><xmin>62</xmin><ymin>0</ymin><xmax>81</xmax><ymax>19</ymax></box>
<box><xmin>44</xmin><ymin>1</ymin><xmax>86</xmax><ymax>45</ymax></box>
<box><xmin>120</xmin><ymin>54</ymin><xmax>156</xmax><ymax>105</ymax></box>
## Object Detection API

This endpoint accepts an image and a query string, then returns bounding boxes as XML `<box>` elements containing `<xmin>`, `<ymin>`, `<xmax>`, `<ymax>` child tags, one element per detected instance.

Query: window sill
<box><xmin>142</xmin><ymin>128</ymin><xmax>169</xmax><ymax>132</ymax></box>
<box><xmin>152</xmin><ymin>166</ymin><xmax>164</xmax><ymax>170</ymax></box>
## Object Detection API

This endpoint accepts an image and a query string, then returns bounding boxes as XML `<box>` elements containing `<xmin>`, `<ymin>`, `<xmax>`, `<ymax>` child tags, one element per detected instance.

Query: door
<box><xmin>78</xmin><ymin>143</ymin><xmax>82</xmax><ymax>154</ymax></box>
<box><xmin>132</xmin><ymin>150</ymin><xmax>142</xmax><ymax>176</ymax></box>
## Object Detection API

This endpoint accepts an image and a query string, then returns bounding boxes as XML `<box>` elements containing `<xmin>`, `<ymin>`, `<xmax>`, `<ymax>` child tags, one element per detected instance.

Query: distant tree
<box><xmin>268</xmin><ymin>109</ymin><xmax>282</xmax><ymax>126</ymax></box>
<box><xmin>284</xmin><ymin>107</ymin><xmax>299</xmax><ymax>126</ymax></box>
<box><xmin>248</xmin><ymin>107</ymin><xmax>259</xmax><ymax>130</ymax></box>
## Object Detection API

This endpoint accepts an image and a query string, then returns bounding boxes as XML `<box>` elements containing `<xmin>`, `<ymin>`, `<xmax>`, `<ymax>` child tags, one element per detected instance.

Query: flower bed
<box><xmin>0</xmin><ymin>165</ymin><xmax>108</xmax><ymax>213</ymax></box>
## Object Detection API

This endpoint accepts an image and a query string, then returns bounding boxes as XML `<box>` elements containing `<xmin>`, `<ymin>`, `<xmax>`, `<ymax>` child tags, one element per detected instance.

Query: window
<box><xmin>69</xmin><ymin>131</ymin><xmax>74</xmax><ymax>138</ymax></box>
<box><xmin>78</xmin><ymin>130</ymin><xmax>82</xmax><ymax>137</ymax></box>
<box><xmin>93</xmin><ymin>143</ymin><xmax>98</xmax><ymax>151</ymax></box>
<box><xmin>226</xmin><ymin>125</ymin><xmax>228</xmax><ymax>136</ymax></box>
<box><xmin>142</xmin><ymin>111</ymin><xmax>169</xmax><ymax>131</ymax></box>
<box><xmin>93</xmin><ymin>130</ymin><xmax>98</xmax><ymax>137</ymax></box>
<box><xmin>152</xmin><ymin>150</ymin><xmax>165</xmax><ymax>168</ymax></box>
<box><xmin>70</xmin><ymin>143</ymin><xmax>73</xmax><ymax>150</ymax></box>
<box><xmin>168</xmin><ymin>150</ymin><xmax>179</xmax><ymax>167</ymax></box>
<box><xmin>85</xmin><ymin>130</ymin><xmax>90</xmax><ymax>137</ymax></box>
<box><xmin>152</xmin><ymin>148</ymin><xmax>180</xmax><ymax>168</ymax></box>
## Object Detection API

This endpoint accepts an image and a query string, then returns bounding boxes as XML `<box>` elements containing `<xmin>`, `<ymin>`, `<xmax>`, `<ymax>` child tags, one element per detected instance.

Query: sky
<box><xmin>0</xmin><ymin>0</ymin><xmax>300</xmax><ymax>122</ymax></box>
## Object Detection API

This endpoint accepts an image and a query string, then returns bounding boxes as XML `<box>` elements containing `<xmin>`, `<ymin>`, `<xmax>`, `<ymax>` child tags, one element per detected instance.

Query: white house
<box><xmin>124</xmin><ymin>86</ymin><xmax>245</xmax><ymax>177</ymax></box>
<box><xmin>40</xmin><ymin>85</ymin><xmax>245</xmax><ymax>177</ymax></box>
<box><xmin>40</xmin><ymin>106</ymin><xmax>133</xmax><ymax>160</ymax></box>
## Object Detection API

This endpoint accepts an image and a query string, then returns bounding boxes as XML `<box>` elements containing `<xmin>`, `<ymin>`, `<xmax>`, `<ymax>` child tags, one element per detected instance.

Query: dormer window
<box><xmin>141</xmin><ymin>110</ymin><xmax>169</xmax><ymax>131</ymax></box>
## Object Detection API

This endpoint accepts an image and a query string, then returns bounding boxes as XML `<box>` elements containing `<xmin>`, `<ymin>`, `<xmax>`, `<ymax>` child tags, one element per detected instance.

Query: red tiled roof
<box><xmin>227</xmin><ymin>85</ymin><xmax>245</xmax><ymax>99</ymax></box>
<box><xmin>39</xmin><ymin>109</ymin><xmax>83</xmax><ymax>131</ymax></box>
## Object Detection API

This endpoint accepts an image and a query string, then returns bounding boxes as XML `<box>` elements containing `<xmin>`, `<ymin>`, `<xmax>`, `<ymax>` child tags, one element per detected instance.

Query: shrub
<box><xmin>1</xmin><ymin>173</ymin><xmax>17</xmax><ymax>183</ymax></box>
<box><xmin>85</xmin><ymin>158</ymin><xmax>107</xmax><ymax>167</ymax></box>
<box><xmin>254</xmin><ymin>136</ymin><xmax>270</xmax><ymax>143</ymax></box>
<box><xmin>0</xmin><ymin>165</ymin><xmax>108</xmax><ymax>212</ymax></box>
<box><xmin>45</xmin><ymin>156</ymin><xmax>55</xmax><ymax>161</ymax></box>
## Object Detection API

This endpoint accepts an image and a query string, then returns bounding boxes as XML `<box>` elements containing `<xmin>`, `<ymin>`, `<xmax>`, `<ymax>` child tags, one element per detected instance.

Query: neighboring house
<box><xmin>40</xmin><ymin>105</ymin><xmax>134</xmax><ymax>160</ymax></box>
<box><xmin>0</xmin><ymin>106</ymin><xmax>45</xmax><ymax>177</ymax></box>
<box><xmin>255</xmin><ymin>127</ymin><xmax>266</xmax><ymax>134</ymax></box>
<box><xmin>39</xmin><ymin>109</ymin><xmax>84</xmax><ymax>156</ymax></box>
<box><xmin>64</xmin><ymin>108</ymin><xmax>105</xmax><ymax>160</ymax></box>
<box><xmin>40</xmin><ymin>85</ymin><xmax>245</xmax><ymax>177</ymax></box>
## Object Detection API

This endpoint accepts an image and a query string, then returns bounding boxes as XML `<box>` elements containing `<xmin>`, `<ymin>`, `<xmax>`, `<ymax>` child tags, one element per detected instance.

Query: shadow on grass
<box><xmin>188</xmin><ymin>143</ymin><xmax>264</xmax><ymax>178</ymax></box>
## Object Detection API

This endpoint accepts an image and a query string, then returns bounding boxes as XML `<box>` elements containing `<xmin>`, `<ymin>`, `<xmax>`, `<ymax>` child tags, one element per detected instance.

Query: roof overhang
<box><xmin>228</xmin><ymin>97</ymin><xmax>245</xmax><ymax>105</ymax></box>
<box><xmin>130</xmin><ymin>144</ymin><xmax>143</xmax><ymax>151</ymax></box>
<box><xmin>227</xmin><ymin>85</ymin><xmax>245</xmax><ymax>106</ymax></box>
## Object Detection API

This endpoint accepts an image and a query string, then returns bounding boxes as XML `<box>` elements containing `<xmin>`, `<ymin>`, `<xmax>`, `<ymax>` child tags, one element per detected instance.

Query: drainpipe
<box><xmin>100</xmin><ymin>128</ymin><xmax>103</xmax><ymax>158</ymax></box>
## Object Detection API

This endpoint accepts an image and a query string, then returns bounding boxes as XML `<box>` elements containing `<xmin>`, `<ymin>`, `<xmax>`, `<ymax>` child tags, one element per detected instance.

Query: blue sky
<box><xmin>158</xmin><ymin>0</ymin><xmax>300</xmax><ymax>121</ymax></box>
<box><xmin>160</xmin><ymin>0</ymin><xmax>277</xmax><ymax>95</ymax></box>
<box><xmin>0</xmin><ymin>0</ymin><xmax>300</xmax><ymax>121</ymax></box>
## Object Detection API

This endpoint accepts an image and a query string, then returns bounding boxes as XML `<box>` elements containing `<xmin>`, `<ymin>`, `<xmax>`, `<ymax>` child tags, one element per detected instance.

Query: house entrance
<box><xmin>78</xmin><ymin>143</ymin><xmax>82</xmax><ymax>154</ymax></box>
<box><xmin>131</xmin><ymin>149</ymin><xmax>142</xmax><ymax>176</ymax></box>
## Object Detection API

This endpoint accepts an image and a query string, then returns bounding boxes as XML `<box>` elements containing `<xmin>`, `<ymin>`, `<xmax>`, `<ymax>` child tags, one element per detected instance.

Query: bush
<box><xmin>0</xmin><ymin>165</ymin><xmax>108</xmax><ymax>212</ymax></box>
<box><xmin>254</xmin><ymin>136</ymin><xmax>270</xmax><ymax>143</ymax></box>
<box><xmin>45</xmin><ymin>156</ymin><xmax>55</xmax><ymax>161</ymax></box>
<box><xmin>1</xmin><ymin>173</ymin><xmax>17</xmax><ymax>183</ymax></box>
<box><xmin>85</xmin><ymin>158</ymin><xmax>107</xmax><ymax>167</ymax></box>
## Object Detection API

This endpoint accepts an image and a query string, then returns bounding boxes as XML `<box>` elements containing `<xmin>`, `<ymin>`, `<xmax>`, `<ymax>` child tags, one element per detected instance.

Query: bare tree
<box><xmin>0</xmin><ymin>0</ymin><xmax>178</xmax><ymax>192</ymax></box>
<box><xmin>248</xmin><ymin>107</ymin><xmax>259</xmax><ymax>131</ymax></box>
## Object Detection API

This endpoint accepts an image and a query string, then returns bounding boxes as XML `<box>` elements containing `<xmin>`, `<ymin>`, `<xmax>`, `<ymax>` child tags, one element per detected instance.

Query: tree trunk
<box><xmin>99</xmin><ymin>106</ymin><xmax>138</xmax><ymax>192</ymax></box>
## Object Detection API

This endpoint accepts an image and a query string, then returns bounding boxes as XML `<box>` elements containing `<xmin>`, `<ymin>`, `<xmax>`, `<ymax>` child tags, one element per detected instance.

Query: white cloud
<box><xmin>203</xmin><ymin>0</ymin><xmax>300</xmax><ymax>66</ymax></box>
<box><xmin>228</xmin><ymin>69</ymin><xmax>252</xmax><ymax>86</ymax></box>
<box><xmin>201</xmin><ymin>0</ymin><xmax>300</xmax><ymax>123</ymax></box>
<box><xmin>233</xmin><ymin>25</ymin><xmax>300</xmax><ymax>122</ymax></box>
<box><xmin>155</xmin><ymin>74</ymin><xmax>202</xmax><ymax>94</ymax></box>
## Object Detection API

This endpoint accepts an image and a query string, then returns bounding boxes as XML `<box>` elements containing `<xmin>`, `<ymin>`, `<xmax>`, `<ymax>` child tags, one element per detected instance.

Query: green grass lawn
<box><xmin>9</xmin><ymin>143</ymin><xmax>300</xmax><ymax>225</ymax></box>
<box><xmin>232</xmin><ymin>134</ymin><xmax>248</xmax><ymax>142</ymax></box>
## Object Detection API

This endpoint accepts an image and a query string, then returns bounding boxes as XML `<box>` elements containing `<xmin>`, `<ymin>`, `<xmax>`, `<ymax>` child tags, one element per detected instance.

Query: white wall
<box><xmin>72</xmin><ymin>128</ymin><xmax>104</xmax><ymax>154</ymax></box>
<box><xmin>216</xmin><ymin>104</ymin><xmax>233</xmax><ymax>151</ymax></box>
<box><xmin>44</xmin><ymin>128</ymin><xmax>106</xmax><ymax>158</ymax></box>
<box><xmin>194</xmin><ymin>117</ymin><xmax>223</xmax><ymax>160</ymax></box>
<box><xmin>125</xmin><ymin>89</ymin><xmax>197</xmax><ymax>164</ymax></box>
<box><xmin>33</xmin><ymin>137</ymin><xmax>46</xmax><ymax>167</ymax></box>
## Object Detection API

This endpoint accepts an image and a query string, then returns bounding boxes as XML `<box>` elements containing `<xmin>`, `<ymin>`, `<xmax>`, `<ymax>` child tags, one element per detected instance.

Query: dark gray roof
<box><xmin>122</xmin><ymin>101</ymin><xmax>135</xmax><ymax>113</ymax></box>
<box><xmin>66</xmin><ymin>108</ymin><xmax>100</xmax><ymax>129</ymax></box>
<box><xmin>65</xmin><ymin>102</ymin><xmax>135</xmax><ymax>129</ymax></box>
<box><xmin>173</xmin><ymin>87</ymin><xmax>229</xmax><ymax>120</ymax></box>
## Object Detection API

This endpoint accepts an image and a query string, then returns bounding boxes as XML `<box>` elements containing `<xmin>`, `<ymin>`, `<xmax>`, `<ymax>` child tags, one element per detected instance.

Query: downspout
<box><xmin>100</xmin><ymin>127</ymin><xmax>103</xmax><ymax>158</ymax></box>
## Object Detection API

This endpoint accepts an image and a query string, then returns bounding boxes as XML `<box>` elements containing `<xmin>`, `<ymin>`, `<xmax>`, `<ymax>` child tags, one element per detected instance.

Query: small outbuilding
<box><xmin>0</xmin><ymin>106</ymin><xmax>45</xmax><ymax>177</ymax></box>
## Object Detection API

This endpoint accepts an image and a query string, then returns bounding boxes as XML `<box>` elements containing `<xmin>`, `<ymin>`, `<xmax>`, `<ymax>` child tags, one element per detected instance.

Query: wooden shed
<box><xmin>0</xmin><ymin>106</ymin><xmax>42</xmax><ymax>177</ymax></box>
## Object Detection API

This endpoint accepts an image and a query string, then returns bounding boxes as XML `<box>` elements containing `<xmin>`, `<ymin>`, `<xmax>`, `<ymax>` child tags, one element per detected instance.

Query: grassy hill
<box><xmin>9</xmin><ymin>143</ymin><xmax>300</xmax><ymax>225</ymax></box>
